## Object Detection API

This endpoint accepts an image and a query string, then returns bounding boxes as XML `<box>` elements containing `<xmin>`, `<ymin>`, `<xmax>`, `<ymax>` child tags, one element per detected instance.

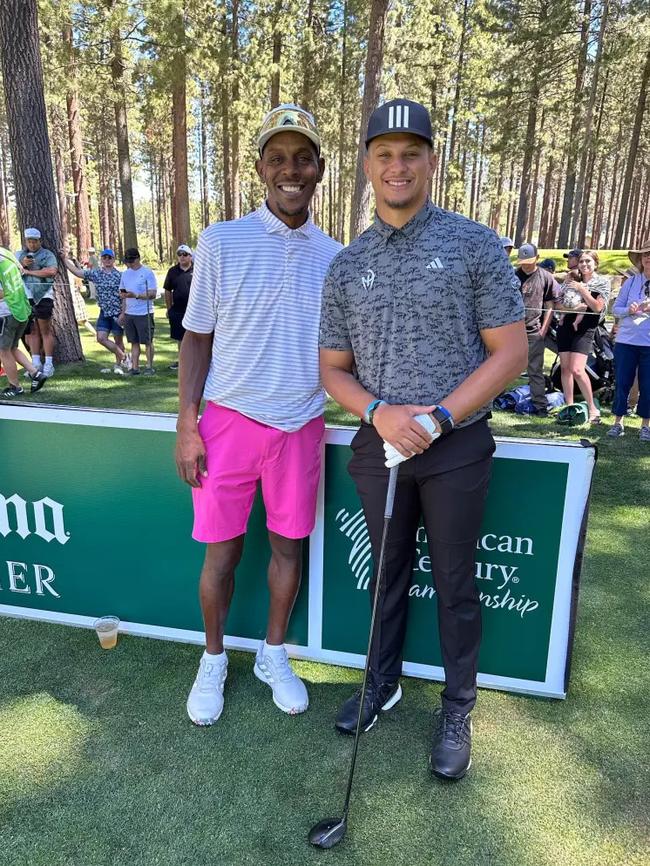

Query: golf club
<box><xmin>308</xmin><ymin>463</ymin><xmax>399</xmax><ymax>850</ymax></box>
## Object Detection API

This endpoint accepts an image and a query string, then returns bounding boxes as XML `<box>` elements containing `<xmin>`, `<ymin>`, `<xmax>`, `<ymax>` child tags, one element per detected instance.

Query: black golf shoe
<box><xmin>429</xmin><ymin>708</ymin><xmax>472</xmax><ymax>780</ymax></box>
<box><xmin>335</xmin><ymin>679</ymin><xmax>402</xmax><ymax>735</ymax></box>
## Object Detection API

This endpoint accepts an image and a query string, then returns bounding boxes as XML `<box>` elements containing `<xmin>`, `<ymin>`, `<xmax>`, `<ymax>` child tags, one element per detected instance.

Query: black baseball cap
<box><xmin>539</xmin><ymin>257</ymin><xmax>556</xmax><ymax>272</ymax></box>
<box><xmin>366</xmin><ymin>99</ymin><xmax>433</xmax><ymax>147</ymax></box>
<box><xmin>563</xmin><ymin>248</ymin><xmax>583</xmax><ymax>259</ymax></box>
<box><xmin>123</xmin><ymin>247</ymin><xmax>140</xmax><ymax>262</ymax></box>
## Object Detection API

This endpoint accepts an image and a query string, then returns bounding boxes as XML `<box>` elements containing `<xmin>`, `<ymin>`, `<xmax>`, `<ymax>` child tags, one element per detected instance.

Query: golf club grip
<box><xmin>384</xmin><ymin>465</ymin><xmax>398</xmax><ymax>519</ymax></box>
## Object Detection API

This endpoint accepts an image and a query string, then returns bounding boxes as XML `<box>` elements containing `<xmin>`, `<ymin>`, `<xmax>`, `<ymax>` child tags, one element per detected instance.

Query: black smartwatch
<box><xmin>430</xmin><ymin>405</ymin><xmax>454</xmax><ymax>437</ymax></box>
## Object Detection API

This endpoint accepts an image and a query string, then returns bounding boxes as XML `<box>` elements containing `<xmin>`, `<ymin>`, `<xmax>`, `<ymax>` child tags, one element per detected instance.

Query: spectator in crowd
<box><xmin>501</xmin><ymin>236</ymin><xmax>514</xmax><ymax>257</ymax></box>
<box><xmin>515</xmin><ymin>243</ymin><xmax>555</xmax><ymax>416</ymax></box>
<box><xmin>87</xmin><ymin>247</ymin><xmax>99</xmax><ymax>269</ymax></box>
<box><xmin>61</xmin><ymin>247</ymin><xmax>128</xmax><ymax>372</ymax></box>
<box><xmin>556</xmin><ymin>250</ymin><xmax>610</xmax><ymax>423</ymax></box>
<box><xmin>118</xmin><ymin>248</ymin><xmax>157</xmax><ymax>376</ymax></box>
<box><xmin>539</xmin><ymin>257</ymin><xmax>556</xmax><ymax>273</ymax></box>
<box><xmin>16</xmin><ymin>228</ymin><xmax>57</xmax><ymax>378</ymax></box>
<box><xmin>563</xmin><ymin>247</ymin><xmax>583</xmax><ymax>272</ymax></box>
<box><xmin>0</xmin><ymin>247</ymin><xmax>47</xmax><ymax>397</ymax></box>
<box><xmin>607</xmin><ymin>238</ymin><xmax>650</xmax><ymax>441</ymax></box>
<box><xmin>164</xmin><ymin>244</ymin><xmax>193</xmax><ymax>371</ymax></box>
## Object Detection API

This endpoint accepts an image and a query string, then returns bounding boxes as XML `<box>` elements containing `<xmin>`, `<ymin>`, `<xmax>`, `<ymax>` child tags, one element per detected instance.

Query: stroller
<box><xmin>546</xmin><ymin>320</ymin><xmax>616</xmax><ymax>404</ymax></box>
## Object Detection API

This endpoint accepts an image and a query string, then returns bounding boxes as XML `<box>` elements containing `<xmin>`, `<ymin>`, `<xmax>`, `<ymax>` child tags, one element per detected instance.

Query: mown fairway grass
<box><xmin>1</xmin><ymin>250</ymin><xmax>648</xmax><ymax>865</ymax></box>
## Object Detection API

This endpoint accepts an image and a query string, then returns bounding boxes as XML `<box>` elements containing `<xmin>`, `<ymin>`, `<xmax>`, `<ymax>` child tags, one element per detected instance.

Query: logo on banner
<box><xmin>335</xmin><ymin>504</ymin><xmax>539</xmax><ymax>618</ymax></box>
<box><xmin>0</xmin><ymin>492</ymin><xmax>68</xmax><ymax>599</ymax></box>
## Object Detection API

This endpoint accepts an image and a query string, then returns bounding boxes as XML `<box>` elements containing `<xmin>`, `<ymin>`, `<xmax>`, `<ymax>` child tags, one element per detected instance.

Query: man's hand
<box><xmin>117</xmin><ymin>312</ymin><xmax>126</xmax><ymax>326</ymax></box>
<box><xmin>175</xmin><ymin>425</ymin><xmax>208</xmax><ymax>488</ymax></box>
<box><xmin>629</xmin><ymin>302</ymin><xmax>640</xmax><ymax>315</ymax></box>
<box><xmin>372</xmin><ymin>403</ymin><xmax>436</xmax><ymax>458</ymax></box>
<box><xmin>383</xmin><ymin>413</ymin><xmax>438</xmax><ymax>467</ymax></box>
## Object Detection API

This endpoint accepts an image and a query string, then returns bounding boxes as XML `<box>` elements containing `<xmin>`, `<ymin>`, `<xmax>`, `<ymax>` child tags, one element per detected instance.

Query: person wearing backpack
<box><xmin>0</xmin><ymin>248</ymin><xmax>47</xmax><ymax>398</ymax></box>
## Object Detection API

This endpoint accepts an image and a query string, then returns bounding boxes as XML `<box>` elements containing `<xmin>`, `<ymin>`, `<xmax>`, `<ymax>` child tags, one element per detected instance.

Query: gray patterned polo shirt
<box><xmin>319</xmin><ymin>200</ymin><xmax>525</xmax><ymax>427</ymax></box>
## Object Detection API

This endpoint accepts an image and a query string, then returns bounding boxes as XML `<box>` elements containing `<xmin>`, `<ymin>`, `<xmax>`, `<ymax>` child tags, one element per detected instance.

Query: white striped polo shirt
<box><xmin>183</xmin><ymin>202</ymin><xmax>342</xmax><ymax>432</ymax></box>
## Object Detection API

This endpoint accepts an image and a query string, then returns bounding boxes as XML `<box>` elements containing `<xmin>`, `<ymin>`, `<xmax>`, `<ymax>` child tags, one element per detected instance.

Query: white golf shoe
<box><xmin>254</xmin><ymin>642</ymin><xmax>308</xmax><ymax>715</ymax></box>
<box><xmin>186</xmin><ymin>652</ymin><xmax>228</xmax><ymax>726</ymax></box>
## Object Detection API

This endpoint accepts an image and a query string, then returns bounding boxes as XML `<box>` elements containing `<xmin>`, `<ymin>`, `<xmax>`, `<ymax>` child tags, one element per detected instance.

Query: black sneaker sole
<box><xmin>335</xmin><ymin>683</ymin><xmax>403</xmax><ymax>736</ymax></box>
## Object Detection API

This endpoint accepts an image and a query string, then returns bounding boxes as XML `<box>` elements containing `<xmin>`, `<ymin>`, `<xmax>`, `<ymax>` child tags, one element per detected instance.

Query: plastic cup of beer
<box><xmin>94</xmin><ymin>616</ymin><xmax>120</xmax><ymax>650</ymax></box>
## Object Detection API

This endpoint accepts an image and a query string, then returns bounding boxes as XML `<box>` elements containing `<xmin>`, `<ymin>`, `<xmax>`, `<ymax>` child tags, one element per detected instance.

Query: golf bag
<box><xmin>548</xmin><ymin>323</ymin><xmax>616</xmax><ymax>404</ymax></box>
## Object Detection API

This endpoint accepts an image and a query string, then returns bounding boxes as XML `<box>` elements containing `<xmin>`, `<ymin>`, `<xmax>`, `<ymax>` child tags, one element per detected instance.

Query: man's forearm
<box><xmin>177</xmin><ymin>331</ymin><xmax>214</xmax><ymax>430</ymax></box>
<box><xmin>320</xmin><ymin>364</ymin><xmax>375</xmax><ymax>419</ymax></box>
<box><xmin>442</xmin><ymin>338</ymin><xmax>528</xmax><ymax>425</ymax></box>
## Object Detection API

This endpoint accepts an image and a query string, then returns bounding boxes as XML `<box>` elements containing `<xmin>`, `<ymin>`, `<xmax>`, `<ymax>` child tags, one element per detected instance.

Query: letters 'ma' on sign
<box><xmin>0</xmin><ymin>494</ymin><xmax>70</xmax><ymax>545</ymax></box>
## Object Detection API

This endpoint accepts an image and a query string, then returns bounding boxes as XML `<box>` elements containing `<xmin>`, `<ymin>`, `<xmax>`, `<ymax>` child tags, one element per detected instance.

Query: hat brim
<box><xmin>366</xmin><ymin>129</ymin><xmax>433</xmax><ymax>147</ymax></box>
<box><xmin>258</xmin><ymin>128</ymin><xmax>321</xmax><ymax>154</ymax></box>
<box><xmin>516</xmin><ymin>256</ymin><xmax>538</xmax><ymax>265</ymax></box>
<box><xmin>628</xmin><ymin>248</ymin><xmax>650</xmax><ymax>269</ymax></box>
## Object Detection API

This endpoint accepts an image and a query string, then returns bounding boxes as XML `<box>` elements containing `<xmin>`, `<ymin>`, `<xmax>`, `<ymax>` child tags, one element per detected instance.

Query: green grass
<box><xmin>1</xmin><ymin>281</ymin><xmax>649</xmax><ymax>865</ymax></box>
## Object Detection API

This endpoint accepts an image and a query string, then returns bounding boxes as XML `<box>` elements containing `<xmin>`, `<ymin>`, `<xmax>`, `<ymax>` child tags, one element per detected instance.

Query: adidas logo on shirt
<box><xmin>426</xmin><ymin>258</ymin><xmax>445</xmax><ymax>270</ymax></box>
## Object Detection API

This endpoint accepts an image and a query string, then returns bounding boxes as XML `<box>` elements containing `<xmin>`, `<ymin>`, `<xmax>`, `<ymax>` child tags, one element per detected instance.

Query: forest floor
<box><xmin>1</xmin><ymin>248</ymin><xmax>648</xmax><ymax>865</ymax></box>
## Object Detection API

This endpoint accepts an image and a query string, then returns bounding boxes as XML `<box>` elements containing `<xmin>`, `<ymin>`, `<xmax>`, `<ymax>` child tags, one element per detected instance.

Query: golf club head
<box><xmin>308</xmin><ymin>817</ymin><xmax>347</xmax><ymax>849</ymax></box>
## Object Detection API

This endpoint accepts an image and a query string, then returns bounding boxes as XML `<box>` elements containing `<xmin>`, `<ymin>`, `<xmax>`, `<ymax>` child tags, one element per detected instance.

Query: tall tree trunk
<box><xmin>515</xmin><ymin>69</ymin><xmax>540</xmax><ymax>245</ymax></box>
<box><xmin>577</xmin><ymin>64</ymin><xmax>610</xmax><ymax>246</ymax></box>
<box><xmin>526</xmin><ymin>109</ymin><xmax>543</xmax><ymax>242</ymax></box>
<box><xmin>200</xmin><ymin>82</ymin><xmax>210</xmax><ymax>227</ymax></box>
<box><xmin>626</xmin><ymin>173</ymin><xmax>641</xmax><ymax>249</ymax></box>
<box><xmin>231</xmin><ymin>0</ymin><xmax>241</xmax><ymax>220</ymax></box>
<box><xmin>636</xmin><ymin>166</ymin><xmax>650</xmax><ymax>247</ymax></box>
<box><xmin>171</xmin><ymin>8</ymin><xmax>190</xmax><ymax>247</ymax></box>
<box><xmin>0</xmin><ymin>0</ymin><xmax>82</xmax><ymax>361</ymax></box>
<box><xmin>172</xmin><ymin>77</ymin><xmax>191</xmax><ymax>245</ymax></box>
<box><xmin>98</xmin><ymin>138</ymin><xmax>111</xmax><ymax>248</ymax></box>
<box><xmin>336</xmin><ymin>0</ymin><xmax>348</xmax><ymax>242</ymax></box>
<box><xmin>63</xmin><ymin>23</ymin><xmax>92</xmax><ymax>261</ymax></box>
<box><xmin>538</xmin><ymin>157</ymin><xmax>555</xmax><ymax>246</ymax></box>
<box><xmin>110</xmin><ymin>30</ymin><xmax>138</xmax><ymax>250</ymax></box>
<box><xmin>590</xmin><ymin>155</ymin><xmax>606</xmax><ymax>247</ymax></box>
<box><xmin>444</xmin><ymin>0</ymin><xmax>470</xmax><ymax>210</ymax></box>
<box><xmin>0</xmin><ymin>131</ymin><xmax>10</xmax><ymax>247</ymax></box>
<box><xmin>350</xmin><ymin>0</ymin><xmax>389</xmax><ymax>240</ymax></box>
<box><xmin>604</xmin><ymin>120</ymin><xmax>623</xmax><ymax>247</ymax></box>
<box><xmin>54</xmin><ymin>136</ymin><xmax>69</xmax><ymax>246</ymax></box>
<box><xmin>221</xmin><ymin>89</ymin><xmax>233</xmax><ymax>221</ymax></box>
<box><xmin>557</xmin><ymin>0</ymin><xmax>592</xmax><ymax>248</ymax></box>
<box><xmin>270</xmin><ymin>0</ymin><xmax>283</xmax><ymax>107</ymax></box>
<box><xmin>613</xmin><ymin>47</ymin><xmax>650</xmax><ymax>248</ymax></box>
<box><xmin>490</xmin><ymin>150</ymin><xmax>506</xmax><ymax>231</ymax></box>
<box><xmin>505</xmin><ymin>161</ymin><xmax>515</xmax><ymax>239</ymax></box>
<box><xmin>548</xmin><ymin>174</ymin><xmax>562</xmax><ymax>247</ymax></box>
<box><xmin>572</xmin><ymin>0</ymin><xmax>609</xmax><ymax>246</ymax></box>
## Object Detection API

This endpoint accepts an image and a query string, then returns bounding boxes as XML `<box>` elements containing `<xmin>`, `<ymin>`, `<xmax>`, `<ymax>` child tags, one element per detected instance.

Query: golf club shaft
<box><xmin>341</xmin><ymin>464</ymin><xmax>398</xmax><ymax>821</ymax></box>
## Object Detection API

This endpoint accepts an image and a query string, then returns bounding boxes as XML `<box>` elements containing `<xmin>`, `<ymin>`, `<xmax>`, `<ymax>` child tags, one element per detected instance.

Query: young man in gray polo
<box><xmin>320</xmin><ymin>99</ymin><xmax>527</xmax><ymax>780</ymax></box>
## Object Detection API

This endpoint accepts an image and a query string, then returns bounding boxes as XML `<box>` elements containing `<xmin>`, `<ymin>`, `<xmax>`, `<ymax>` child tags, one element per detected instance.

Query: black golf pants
<box><xmin>348</xmin><ymin>418</ymin><xmax>495</xmax><ymax>716</ymax></box>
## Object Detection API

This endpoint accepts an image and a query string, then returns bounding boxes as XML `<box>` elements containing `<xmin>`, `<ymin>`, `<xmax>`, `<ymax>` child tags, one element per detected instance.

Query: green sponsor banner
<box><xmin>0</xmin><ymin>411</ymin><xmax>308</xmax><ymax>646</ymax></box>
<box><xmin>321</xmin><ymin>444</ymin><xmax>568</xmax><ymax>682</ymax></box>
<box><xmin>0</xmin><ymin>407</ymin><xmax>595</xmax><ymax>697</ymax></box>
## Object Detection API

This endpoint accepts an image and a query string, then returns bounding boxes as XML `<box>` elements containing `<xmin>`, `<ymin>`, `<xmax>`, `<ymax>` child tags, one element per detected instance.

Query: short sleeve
<box><xmin>146</xmin><ymin>267</ymin><xmax>158</xmax><ymax>291</ymax></box>
<box><xmin>591</xmin><ymin>275</ymin><xmax>610</xmax><ymax>305</ymax></box>
<box><xmin>163</xmin><ymin>268</ymin><xmax>172</xmax><ymax>291</ymax></box>
<box><xmin>319</xmin><ymin>265</ymin><xmax>352</xmax><ymax>351</ymax></box>
<box><xmin>182</xmin><ymin>228</ymin><xmax>218</xmax><ymax>334</ymax></box>
<box><xmin>42</xmin><ymin>250</ymin><xmax>57</xmax><ymax>268</ymax></box>
<box><xmin>470</xmin><ymin>231</ymin><xmax>525</xmax><ymax>330</ymax></box>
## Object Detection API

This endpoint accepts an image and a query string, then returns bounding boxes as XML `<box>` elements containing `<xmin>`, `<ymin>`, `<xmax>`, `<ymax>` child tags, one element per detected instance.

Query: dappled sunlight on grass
<box><xmin>0</xmin><ymin>693</ymin><xmax>92</xmax><ymax>805</ymax></box>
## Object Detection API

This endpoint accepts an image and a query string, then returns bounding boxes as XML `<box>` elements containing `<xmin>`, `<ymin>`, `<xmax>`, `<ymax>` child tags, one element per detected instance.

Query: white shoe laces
<box><xmin>259</xmin><ymin>650</ymin><xmax>295</xmax><ymax>683</ymax></box>
<box><xmin>196</xmin><ymin>658</ymin><xmax>226</xmax><ymax>692</ymax></box>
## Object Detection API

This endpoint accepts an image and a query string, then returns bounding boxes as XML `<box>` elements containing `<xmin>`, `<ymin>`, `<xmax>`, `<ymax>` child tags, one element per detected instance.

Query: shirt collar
<box><xmin>257</xmin><ymin>201</ymin><xmax>313</xmax><ymax>238</ymax></box>
<box><xmin>372</xmin><ymin>199</ymin><xmax>435</xmax><ymax>241</ymax></box>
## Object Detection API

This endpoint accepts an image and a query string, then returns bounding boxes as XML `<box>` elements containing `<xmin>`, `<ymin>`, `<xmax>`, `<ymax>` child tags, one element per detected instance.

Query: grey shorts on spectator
<box><xmin>124</xmin><ymin>314</ymin><xmax>155</xmax><ymax>345</ymax></box>
<box><xmin>0</xmin><ymin>315</ymin><xmax>28</xmax><ymax>351</ymax></box>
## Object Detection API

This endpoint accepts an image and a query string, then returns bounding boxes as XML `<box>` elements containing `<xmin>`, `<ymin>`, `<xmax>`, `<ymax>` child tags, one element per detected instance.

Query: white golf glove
<box><xmin>383</xmin><ymin>413</ymin><xmax>438</xmax><ymax>468</ymax></box>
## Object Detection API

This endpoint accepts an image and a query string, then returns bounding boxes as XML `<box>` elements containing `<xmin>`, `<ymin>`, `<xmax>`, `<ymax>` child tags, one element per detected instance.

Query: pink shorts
<box><xmin>192</xmin><ymin>403</ymin><xmax>324</xmax><ymax>543</ymax></box>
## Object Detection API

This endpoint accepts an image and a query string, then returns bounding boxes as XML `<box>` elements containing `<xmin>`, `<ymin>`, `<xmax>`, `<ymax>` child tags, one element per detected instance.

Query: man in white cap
<box><xmin>16</xmin><ymin>228</ymin><xmax>58</xmax><ymax>377</ymax></box>
<box><xmin>163</xmin><ymin>244</ymin><xmax>193</xmax><ymax>370</ymax></box>
<box><xmin>176</xmin><ymin>104</ymin><xmax>341</xmax><ymax>726</ymax></box>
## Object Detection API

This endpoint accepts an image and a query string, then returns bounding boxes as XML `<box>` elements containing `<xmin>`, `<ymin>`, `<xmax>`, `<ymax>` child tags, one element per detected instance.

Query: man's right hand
<box><xmin>175</xmin><ymin>426</ymin><xmax>208</xmax><ymax>487</ymax></box>
<box><xmin>372</xmin><ymin>402</ymin><xmax>435</xmax><ymax>458</ymax></box>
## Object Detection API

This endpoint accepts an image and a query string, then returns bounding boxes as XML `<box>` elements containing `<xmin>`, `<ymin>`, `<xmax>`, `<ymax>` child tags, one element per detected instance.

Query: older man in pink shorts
<box><xmin>176</xmin><ymin>104</ymin><xmax>341</xmax><ymax>726</ymax></box>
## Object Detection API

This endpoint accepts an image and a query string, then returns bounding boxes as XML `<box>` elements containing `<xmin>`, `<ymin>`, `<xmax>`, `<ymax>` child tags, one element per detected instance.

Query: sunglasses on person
<box><xmin>177</xmin><ymin>252</ymin><xmax>191</xmax><ymax>257</ymax></box>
